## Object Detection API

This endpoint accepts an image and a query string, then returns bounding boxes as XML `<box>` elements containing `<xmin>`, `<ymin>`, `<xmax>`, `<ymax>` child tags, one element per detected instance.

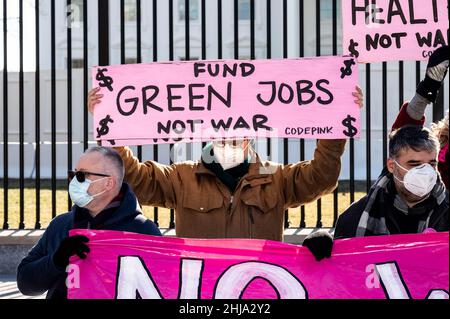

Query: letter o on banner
<box><xmin>214</xmin><ymin>261</ymin><xmax>307</xmax><ymax>299</ymax></box>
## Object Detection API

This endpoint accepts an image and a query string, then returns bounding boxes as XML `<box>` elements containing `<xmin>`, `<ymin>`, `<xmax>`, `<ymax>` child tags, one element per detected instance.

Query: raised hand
<box><xmin>88</xmin><ymin>87</ymin><xmax>104</xmax><ymax>114</ymax></box>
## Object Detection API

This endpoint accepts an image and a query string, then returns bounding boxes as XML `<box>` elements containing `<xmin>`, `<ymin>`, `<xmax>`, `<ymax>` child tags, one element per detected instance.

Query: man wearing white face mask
<box><xmin>335</xmin><ymin>126</ymin><xmax>449</xmax><ymax>239</ymax></box>
<box><xmin>200</xmin><ymin>139</ymin><xmax>252</xmax><ymax>192</ymax></box>
<box><xmin>17</xmin><ymin>147</ymin><xmax>161</xmax><ymax>299</ymax></box>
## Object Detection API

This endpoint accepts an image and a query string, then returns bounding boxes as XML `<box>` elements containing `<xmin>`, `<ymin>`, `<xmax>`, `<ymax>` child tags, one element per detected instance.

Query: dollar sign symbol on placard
<box><xmin>96</xmin><ymin>115</ymin><xmax>114</xmax><ymax>138</ymax></box>
<box><xmin>348</xmin><ymin>39</ymin><xmax>359</xmax><ymax>58</ymax></box>
<box><xmin>96</xmin><ymin>68</ymin><xmax>114</xmax><ymax>92</ymax></box>
<box><xmin>340</xmin><ymin>59</ymin><xmax>356</xmax><ymax>79</ymax></box>
<box><xmin>342</xmin><ymin>115</ymin><xmax>357</xmax><ymax>138</ymax></box>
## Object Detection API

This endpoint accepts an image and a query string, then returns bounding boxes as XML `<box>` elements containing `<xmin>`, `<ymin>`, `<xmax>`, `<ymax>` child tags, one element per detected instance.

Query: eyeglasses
<box><xmin>68</xmin><ymin>170</ymin><xmax>110</xmax><ymax>183</ymax></box>
<box><xmin>212</xmin><ymin>139</ymin><xmax>247</xmax><ymax>149</ymax></box>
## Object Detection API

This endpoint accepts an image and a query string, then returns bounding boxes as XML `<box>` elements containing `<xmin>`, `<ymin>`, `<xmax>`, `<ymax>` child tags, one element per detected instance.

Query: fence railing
<box><xmin>0</xmin><ymin>0</ymin><xmax>447</xmax><ymax>230</ymax></box>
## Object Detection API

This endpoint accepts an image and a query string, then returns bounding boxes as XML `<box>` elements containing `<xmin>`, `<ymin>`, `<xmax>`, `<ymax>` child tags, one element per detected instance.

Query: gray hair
<box><xmin>85</xmin><ymin>147</ymin><xmax>124</xmax><ymax>189</ymax></box>
<box><xmin>389</xmin><ymin>125</ymin><xmax>440</xmax><ymax>159</ymax></box>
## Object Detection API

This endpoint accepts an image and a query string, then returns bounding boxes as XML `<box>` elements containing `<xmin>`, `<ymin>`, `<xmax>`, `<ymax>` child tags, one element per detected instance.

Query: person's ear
<box><xmin>387</xmin><ymin>157</ymin><xmax>395</xmax><ymax>174</ymax></box>
<box><xmin>106</xmin><ymin>176</ymin><xmax>116</xmax><ymax>191</ymax></box>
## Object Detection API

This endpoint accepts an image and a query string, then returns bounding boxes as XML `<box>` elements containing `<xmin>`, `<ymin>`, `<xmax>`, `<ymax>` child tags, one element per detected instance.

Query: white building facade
<box><xmin>0</xmin><ymin>0</ymin><xmax>448</xmax><ymax>180</ymax></box>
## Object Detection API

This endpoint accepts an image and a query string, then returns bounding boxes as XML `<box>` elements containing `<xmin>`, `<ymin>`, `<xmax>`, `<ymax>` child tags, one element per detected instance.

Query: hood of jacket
<box><xmin>72</xmin><ymin>182</ymin><xmax>142</xmax><ymax>229</ymax></box>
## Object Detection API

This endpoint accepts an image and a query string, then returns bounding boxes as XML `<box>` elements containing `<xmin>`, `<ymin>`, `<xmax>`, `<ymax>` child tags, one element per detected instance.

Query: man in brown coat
<box><xmin>88</xmin><ymin>86</ymin><xmax>363</xmax><ymax>260</ymax></box>
<box><xmin>110</xmin><ymin>140</ymin><xmax>344</xmax><ymax>241</ymax></box>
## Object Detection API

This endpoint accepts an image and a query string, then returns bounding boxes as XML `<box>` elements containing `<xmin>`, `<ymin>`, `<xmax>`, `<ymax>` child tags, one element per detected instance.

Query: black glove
<box><xmin>302</xmin><ymin>231</ymin><xmax>333</xmax><ymax>261</ymax></box>
<box><xmin>416</xmin><ymin>45</ymin><xmax>449</xmax><ymax>103</ymax></box>
<box><xmin>53</xmin><ymin>235</ymin><xmax>90</xmax><ymax>269</ymax></box>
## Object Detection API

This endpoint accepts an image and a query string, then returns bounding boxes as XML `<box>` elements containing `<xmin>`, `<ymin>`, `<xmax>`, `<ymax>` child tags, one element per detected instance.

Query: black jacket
<box><xmin>17</xmin><ymin>183</ymin><xmax>161</xmax><ymax>299</ymax></box>
<box><xmin>334</xmin><ymin>181</ymin><xmax>449</xmax><ymax>239</ymax></box>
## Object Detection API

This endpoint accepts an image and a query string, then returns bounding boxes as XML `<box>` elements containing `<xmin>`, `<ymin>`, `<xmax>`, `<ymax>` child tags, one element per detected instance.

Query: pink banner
<box><xmin>342</xmin><ymin>0</ymin><xmax>449</xmax><ymax>63</ymax></box>
<box><xmin>67</xmin><ymin>230</ymin><xmax>449</xmax><ymax>299</ymax></box>
<box><xmin>92</xmin><ymin>57</ymin><xmax>360</xmax><ymax>146</ymax></box>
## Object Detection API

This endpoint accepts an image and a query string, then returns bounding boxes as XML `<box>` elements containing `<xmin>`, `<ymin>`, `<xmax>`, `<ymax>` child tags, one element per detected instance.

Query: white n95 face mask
<box><xmin>393</xmin><ymin>160</ymin><xmax>437</xmax><ymax>198</ymax></box>
<box><xmin>213</xmin><ymin>144</ymin><xmax>246</xmax><ymax>170</ymax></box>
<box><xmin>69</xmin><ymin>177</ymin><xmax>108</xmax><ymax>208</ymax></box>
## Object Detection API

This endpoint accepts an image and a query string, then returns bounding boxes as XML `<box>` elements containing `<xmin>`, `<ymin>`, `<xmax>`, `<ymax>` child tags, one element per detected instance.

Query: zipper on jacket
<box><xmin>227</xmin><ymin>196</ymin><xmax>234</xmax><ymax>214</ymax></box>
<box><xmin>248</xmin><ymin>207</ymin><xmax>255</xmax><ymax>224</ymax></box>
<box><xmin>248</xmin><ymin>207</ymin><xmax>254</xmax><ymax>238</ymax></box>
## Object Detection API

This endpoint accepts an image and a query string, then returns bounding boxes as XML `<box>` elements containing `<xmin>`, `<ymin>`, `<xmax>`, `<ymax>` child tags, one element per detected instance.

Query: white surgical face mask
<box><xmin>213</xmin><ymin>144</ymin><xmax>247</xmax><ymax>170</ymax></box>
<box><xmin>393</xmin><ymin>160</ymin><xmax>437</xmax><ymax>198</ymax></box>
<box><xmin>69</xmin><ymin>177</ymin><xmax>108</xmax><ymax>208</ymax></box>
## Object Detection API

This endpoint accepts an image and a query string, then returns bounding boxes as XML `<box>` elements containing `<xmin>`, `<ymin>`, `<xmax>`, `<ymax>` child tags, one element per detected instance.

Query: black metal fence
<box><xmin>0</xmin><ymin>0</ymin><xmax>447</xmax><ymax>230</ymax></box>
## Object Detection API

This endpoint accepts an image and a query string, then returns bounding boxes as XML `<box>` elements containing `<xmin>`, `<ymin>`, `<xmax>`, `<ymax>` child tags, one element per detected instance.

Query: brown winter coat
<box><xmin>114</xmin><ymin>139</ymin><xmax>346</xmax><ymax>241</ymax></box>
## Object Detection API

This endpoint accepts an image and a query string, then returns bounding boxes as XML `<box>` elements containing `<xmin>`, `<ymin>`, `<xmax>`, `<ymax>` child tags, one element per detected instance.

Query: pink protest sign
<box><xmin>92</xmin><ymin>57</ymin><xmax>360</xmax><ymax>146</ymax></box>
<box><xmin>342</xmin><ymin>0</ymin><xmax>449</xmax><ymax>63</ymax></box>
<box><xmin>67</xmin><ymin>230</ymin><xmax>449</xmax><ymax>299</ymax></box>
